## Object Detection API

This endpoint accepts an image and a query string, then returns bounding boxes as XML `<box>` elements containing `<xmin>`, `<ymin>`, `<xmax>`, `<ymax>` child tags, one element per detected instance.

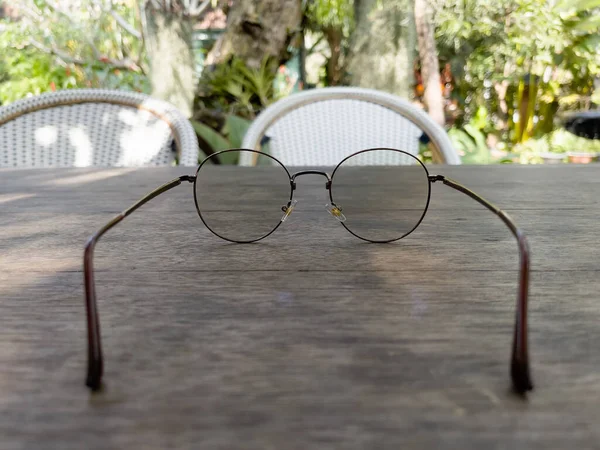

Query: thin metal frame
<box><xmin>329</xmin><ymin>148</ymin><xmax>432</xmax><ymax>243</ymax></box>
<box><xmin>83</xmin><ymin>148</ymin><xmax>533</xmax><ymax>395</ymax></box>
<box><xmin>193</xmin><ymin>149</ymin><xmax>294</xmax><ymax>244</ymax></box>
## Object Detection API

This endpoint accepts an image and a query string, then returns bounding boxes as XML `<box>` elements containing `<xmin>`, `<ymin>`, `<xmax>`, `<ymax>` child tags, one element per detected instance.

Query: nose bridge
<box><xmin>290</xmin><ymin>170</ymin><xmax>332</xmax><ymax>190</ymax></box>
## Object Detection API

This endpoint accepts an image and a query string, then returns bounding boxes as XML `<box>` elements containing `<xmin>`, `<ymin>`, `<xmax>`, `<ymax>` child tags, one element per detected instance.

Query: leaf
<box><xmin>215</xmin><ymin>149</ymin><xmax>240</xmax><ymax>165</ymax></box>
<box><xmin>224</xmin><ymin>81</ymin><xmax>244</xmax><ymax>97</ymax></box>
<box><xmin>574</xmin><ymin>0</ymin><xmax>600</xmax><ymax>10</ymax></box>
<box><xmin>555</xmin><ymin>0</ymin><xmax>572</xmax><ymax>11</ymax></box>
<box><xmin>554</xmin><ymin>0</ymin><xmax>600</xmax><ymax>12</ymax></box>
<box><xmin>464</xmin><ymin>124</ymin><xmax>492</xmax><ymax>164</ymax></box>
<box><xmin>191</xmin><ymin>120</ymin><xmax>231</xmax><ymax>152</ymax></box>
<box><xmin>448</xmin><ymin>125</ymin><xmax>491</xmax><ymax>164</ymax></box>
<box><xmin>448</xmin><ymin>128</ymin><xmax>474</xmax><ymax>153</ymax></box>
<box><xmin>578</xmin><ymin>34</ymin><xmax>600</xmax><ymax>53</ymax></box>
<box><xmin>191</xmin><ymin>121</ymin><xmax>241</xmax><ymax>164</ymax></box>
<box><xmin>471</xmin><ymin>106</ymin><xmax>489</xmax><ymax>130</ymax></box>
<box><xmin>572</xmin><ymin>14</ymin><xmax>600</xmax><ymax>32</ymax></box>
<box><xmin>558</xmin><ymin>93</ymin><xmax>583</xmax><ymax>106</ymax></box>
<box><xmin>222</xmin><ymin>115</ymin><xmax>251</xmax><ymax>149</ymax></box>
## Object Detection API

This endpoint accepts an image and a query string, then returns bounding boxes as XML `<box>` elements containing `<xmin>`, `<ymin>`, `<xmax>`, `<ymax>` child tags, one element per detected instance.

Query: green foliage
<box><xmin>0</xmin><ymin>1</ymin><xmax>148</xmax><ymax>104</ymax></box>
<box><xmin>222</xmin><ymin>115</ymin><xmax>251</xmax><ymax>148</ymax></box>
<box><xmin>418</xmin><ymin>141</ymin><xmax>433</xmax><ymax>164</ymax></box>
<box><xmin>304</xmin><ymin>0</ymin><xmax>355</xmax><ymax>86</ymax></box>
<box><xmin>434</xmin><ymin>0</ymin><xmax>600</xmax><ymax>150</ymax></box>
<box><xmin>305</xmin><ymin>0</ymin><xmax>355</xmax><ymax>36</ymax></box>
<box><xmin>513</xmin><ymin>128</ymin><xmax>600</xmax><ymax>163</ymax></box>
<box><xmin>191</xmin><ymin>115</ymin><xmax>252</xmax><ymax>164</ymax></box>
<box><xmin>0</xmin><ymin>43</ymin><xmax>78</xmax><ymax>104</ymax></box>
<box><xmin>547</xmin><ymin>128</ymin><xmax>600</xmax><ymax>154</ymax></box>
<box><xmin>447</xmin><ymin>107</ymin><xmax>492</xmax><ymax>163</ymax></box>
<box><xmin>200</xmin><ymin>56</ymin><xmax>278</xmax><ymax>118</ymax></box>
<box><xmin>192</xmin><ymin>121</ymin><xmax>231</xmax><ymax>152</ymax></box>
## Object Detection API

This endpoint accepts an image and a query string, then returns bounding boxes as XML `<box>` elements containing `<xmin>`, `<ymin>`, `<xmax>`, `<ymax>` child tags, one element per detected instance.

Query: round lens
<box><xmin>329</xmin><ymin>148</ymin><xmax>430</xmax><ymax>242</ymax></box>
<box><xmin>194</xmin><ymin>150</ymin><xmax>292</xmax><ymax>242</ymax></box>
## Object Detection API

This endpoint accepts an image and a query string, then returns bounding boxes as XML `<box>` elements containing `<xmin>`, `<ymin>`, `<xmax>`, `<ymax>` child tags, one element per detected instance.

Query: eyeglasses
<box><xmin>84</xmin><ymin>148</ymin><xmax>533</xmax><ymax>394</ymax></box>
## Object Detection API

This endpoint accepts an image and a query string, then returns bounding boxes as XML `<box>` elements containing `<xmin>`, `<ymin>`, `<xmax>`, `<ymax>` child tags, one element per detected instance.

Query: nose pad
<box><xmin>325</xmin><ymin>203</ymin><xmax>346</xmax><ymax>222</ymax></box>
<box><xmin>280</xmin><ymin>199</ymin><xmax>298</xmax><ymax>222</ymax></box>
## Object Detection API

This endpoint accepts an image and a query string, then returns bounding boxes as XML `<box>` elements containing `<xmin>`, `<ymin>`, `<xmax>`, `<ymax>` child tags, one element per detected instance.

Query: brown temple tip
<box><xmin>511</xmin><ymin>359</ymin><xmax>534</xmax><ymax>394</ymax></box>
<box><xmin>86</xmin><ymin>359</ymin><xmax>103</xmax><ymax>392</ymax></box>
<box><xmin>86</xmin><ymin>375</ymin><xmax>103</xmax><ymax>392</ymax></box>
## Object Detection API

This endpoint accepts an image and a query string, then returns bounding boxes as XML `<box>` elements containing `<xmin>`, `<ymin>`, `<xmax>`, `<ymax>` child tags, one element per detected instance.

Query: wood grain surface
<box><xmin>1</xmin><ymin>165</ymin><xmax>599</xmax><ymax>449</ymax></box>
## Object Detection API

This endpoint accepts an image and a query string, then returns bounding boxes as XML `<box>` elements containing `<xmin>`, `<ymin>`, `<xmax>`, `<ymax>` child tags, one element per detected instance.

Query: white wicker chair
<box><xmin>240</xmin><ymin>87</ymin><xmax>461</xmax><ymax>166</ymax></box>
<box><xmin>0</xmin><ymin>89</ymin><xmax>199</xmax><ymax>167</ymax></box>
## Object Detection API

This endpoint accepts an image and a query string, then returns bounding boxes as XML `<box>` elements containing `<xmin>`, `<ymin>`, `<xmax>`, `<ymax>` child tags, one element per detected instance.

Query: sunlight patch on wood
<box><xmin>0</xmin><ymin>193</ymin><xmax>36</xmax><ymax>205</ymax></box>
<box><xmin>46</xmin><ymin>168</ymin><xmax>136</xmax><ymax>186</ymax></box>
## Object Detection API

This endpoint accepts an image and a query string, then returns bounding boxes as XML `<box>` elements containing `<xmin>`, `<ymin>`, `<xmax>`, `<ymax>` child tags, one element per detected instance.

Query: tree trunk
<box><xmin>414</xmin><ymin>0</ymin><xmax>444</xmax><ymax>126</ymax></box>
<box><xmin>144</xmin><ymin>11</ymin><xmax>196</xmax><ymax>118</ymax></box>
<box><xmin>347</xmin><ymin>0</ymin><xmax>416</xmax><ymax>99</ymax></box>
<box><xmin>324</xmin><ymin>27</ymin><xmax>344</xmax><ymax>86</ymax></box>
<box><xmin>205</xmin><ymin>0</ymin><xmax>302</xmax><ymax>69</ymax></box>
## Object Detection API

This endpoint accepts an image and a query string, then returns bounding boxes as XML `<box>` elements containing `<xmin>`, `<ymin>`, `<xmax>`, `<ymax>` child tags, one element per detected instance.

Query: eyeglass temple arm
<box><xmin>84</xmin><ymin>175</ymin><xmax>195</xmax><ymax>391</ymax></box>
<box><xmin>431</xmin><ymin>175</ymin><xmax>533</xmax><ymax>394</ymax></box>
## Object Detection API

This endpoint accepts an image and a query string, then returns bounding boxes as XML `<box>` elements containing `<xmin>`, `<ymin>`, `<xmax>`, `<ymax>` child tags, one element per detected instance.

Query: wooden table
<box><xmin>1</xmin><ymin>165</ymin><xmax>599</xmax><ymax>449</ymax></box>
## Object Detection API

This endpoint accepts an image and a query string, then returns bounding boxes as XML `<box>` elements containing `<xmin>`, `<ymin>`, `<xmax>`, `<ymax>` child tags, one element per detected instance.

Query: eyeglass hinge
<box><xmin>429</xmin><ymin>175</ymin><xmax>445</xmax><ymax>183</ymax></box>
<box><xmin>179</xmin><ymin>175</ymin><xmax>196</xmax><ymax>183</ymax></box>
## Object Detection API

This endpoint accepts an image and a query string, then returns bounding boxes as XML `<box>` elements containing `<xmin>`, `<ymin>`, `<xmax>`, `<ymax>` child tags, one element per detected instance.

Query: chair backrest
<box><xmin>0</xmin><ymin>89</ymin><xmax>199</xmax><ymax>167</ymax></box>
<box><xmin>240</xmin><ymin>87</ymin><xmax>461</xmax><ymax>166</ymax></box>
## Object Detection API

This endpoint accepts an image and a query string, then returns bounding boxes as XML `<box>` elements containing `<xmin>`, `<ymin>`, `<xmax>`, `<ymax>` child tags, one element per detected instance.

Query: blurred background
<box><xmin>1</xmin><ymin>0</ymin><xmax>599</xmax><ymax>164</ymax></box>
